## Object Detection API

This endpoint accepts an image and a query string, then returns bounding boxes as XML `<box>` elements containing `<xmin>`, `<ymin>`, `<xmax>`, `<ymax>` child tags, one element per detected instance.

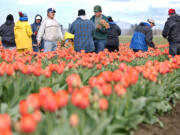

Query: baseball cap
<box><xmin>36</xmin><ymin>16</ymin><xmax>41</xmax><ymax>20</ymax></box>
<box><xmin>94</xmin><ymin>5</ymin><xmax>102</xmax><ymax>12</ymax></box>
<box><xmin>47</xmin><ymin>8</ymin><xmax>56</xmax><ymax>13</ymax></box>
<box><xmin>147</xmin><ymin>19</ymin><xmax>155</xmax><ymax>26</ymax></box>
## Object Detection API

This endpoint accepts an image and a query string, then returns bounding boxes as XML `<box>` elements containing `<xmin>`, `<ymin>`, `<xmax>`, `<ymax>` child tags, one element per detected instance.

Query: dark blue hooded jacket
<box><xmin>130</xmin><ymin>22</ymin><xmax>154</xmax><ymax>51</ymax></box>
<box><xmin>31</xmin><ymin>14</ymin><xmax>43</xmax><ymax>44</ymax></box>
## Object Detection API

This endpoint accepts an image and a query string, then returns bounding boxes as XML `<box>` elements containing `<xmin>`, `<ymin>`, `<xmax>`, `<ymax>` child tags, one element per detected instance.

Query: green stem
<box><xmin>46</xmin><ymin>111</ymin><xmax>53</xmax><ymax>135</ymax></box>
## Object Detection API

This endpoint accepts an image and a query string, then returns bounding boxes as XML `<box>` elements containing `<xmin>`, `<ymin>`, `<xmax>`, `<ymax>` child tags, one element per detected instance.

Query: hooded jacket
<box><xmin>106</xmin><ymin>22</ymin><xmax>121</xmax><ymax>47</ymax></box>
<box><xmin>130</xmin><ymin>22</ymin><xmax>154</xmax><ymax>51</ymax></box>
<box><xmin>0</xmin><ymin>20</ymin><xmax>16</xmax><ymax>47</ymax></box>
<box><xmin>14</xmin><ymin>20</ymin><xmax>32</xmax><ymax>50</ymax></box>
<box><xmin>162</xmin><ymin>14</ymin><xmax>180</xmax><ymax>43</ymax></box>
<box><xmin>31</xmin><ymin>14</ymin><xmax>42</xmax><ymax>44</ymax></box>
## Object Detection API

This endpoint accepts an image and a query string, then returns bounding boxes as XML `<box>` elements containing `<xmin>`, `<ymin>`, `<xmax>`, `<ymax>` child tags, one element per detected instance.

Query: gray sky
<box><xmin>0</xmin><ymin>0</ymin><xmax>180</xmax><ymax>28</ymax></box>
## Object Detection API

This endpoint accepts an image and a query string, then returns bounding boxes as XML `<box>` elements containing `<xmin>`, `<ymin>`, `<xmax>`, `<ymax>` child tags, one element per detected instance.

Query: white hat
<box><xmin>147</xmin><ymin>19</ymin><xmax>155</xmax><ymax>26</ymax></box>
<box><xmin>36</xmin><ymin>16</ymin><xmax>41</xmax><ymax>20</ymax></box>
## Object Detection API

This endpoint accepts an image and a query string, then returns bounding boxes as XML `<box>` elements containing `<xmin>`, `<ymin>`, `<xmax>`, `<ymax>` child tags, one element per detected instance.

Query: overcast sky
<box><xmin>0</xmin><ymin>0</ymin><xmax>180</xmax><ymax>28</ymax></box>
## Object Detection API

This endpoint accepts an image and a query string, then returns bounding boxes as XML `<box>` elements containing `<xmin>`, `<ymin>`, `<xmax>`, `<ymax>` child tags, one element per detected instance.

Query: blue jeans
<box><xmin>2</xmin><ymin>42</ymin><xmax>16</xmax><ymax>50</ymax></box>
<box><xmin>44</xmin><ymin>41</ymin><xmax>57</xmax><ymax>52</ymax></box>
<box><xmin>4</xmin><ymin>46</ymin><xmax>16</xmax><ymax>50</ymax></box>
<box><xmin>33</xmin><ymin>45</ymin><xmax>39</xmax><ymax>52</ymax></box>
<box><xmin>94</xmin><ymin>39</ymin><xmax>106</xmax><ymax>53</ymax></box>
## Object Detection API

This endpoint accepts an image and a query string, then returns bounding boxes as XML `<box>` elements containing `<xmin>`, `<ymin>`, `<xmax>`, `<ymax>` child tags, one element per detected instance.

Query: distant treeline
<box><xmin>122</xmin><ymin>24</ymin><xmax>162</xmax><ymax>36</ymax></box>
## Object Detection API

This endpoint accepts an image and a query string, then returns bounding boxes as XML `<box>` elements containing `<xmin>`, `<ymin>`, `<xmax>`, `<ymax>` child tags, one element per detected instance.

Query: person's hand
<box><xmin>34</xmin><ymin>32</ymin><xmax>38</xmax><ymax>36</ymax></box>
<box><xmin>154</xmin><ymin>46</ymin><xmax>158</xmax><ymax>49</ymax></box>
<box><xmin>149</xmin><ymin>42</ymin><xmax>155</xmax><ymax>48</ymax></box>
<box><xmin>96</xmin><ymin>24</ymin><xmax>102</xmax><ymax>29</ymax></box>
<box><xmin>37</xmin><ymin>41</ymin><xmax>41</xmax><ymax>47</ymax></box>
<box><xmin>57</xmin><ymin>41</ymin><xmax>61</xmax><ymax>46</ymax></box>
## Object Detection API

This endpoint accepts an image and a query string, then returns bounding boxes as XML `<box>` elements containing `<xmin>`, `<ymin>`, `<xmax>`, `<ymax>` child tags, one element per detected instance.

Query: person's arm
<box><xmin>58</xmin><ymin>24</ymin><xmax>64</xmax><ymax>41</ymax></box>
<box><xmin>146</xmin><ymin>29</ymin><xmax>155</xmax><ymax>48</ymax></box>
<box><xmin>97</xmin><ymin>26</ymin><xmax>108</xmax><ymax>34</ymax></box>
<box><xmin>117</xmin><ymin>25</ymin><xmax>121</xmax><ymax>36</ymax></box>
<box><xmin>27</xmin><ymin>24</ymin><xmax>32</xmax><ymax>38</ymax></box>
<box><xmin>37</xmin><ymin>21</ymin><xmax>45</xmax><ymax>44</ymax></box>
<box><xmin>0</xmin><ymin>25</ymin><xmax>3</xmax><ymax>46</ymax></box>
<box><xmin>69</xmin><ymin>23</ymin><xmax>75</xmax><ymax>34</ymax></box>
<box><xmin>0</xmin><ymin>24</ymin><xmax>4</xmax><ymax>37</ymax></box>
<box><xmin>97</xmin><ymin>17</ymin><xmax>109</xmax><ymax>34</ymax></box>
<box><xmin>31</xmin><ymin>24</ymin><xmax>36</xmax><ymax>38</ymax></box>
<box><xmin>162</xmin><ymin>19</ymin><xmax>176</xmax><ymax>39</ymax></box>
<box><xmin>91</xmin><ymin>22</ymin><xmax>95</xmax><ymax>37</ymax></box>
<box><xmin>162</xmin><ymin>20</ymin><xmax>170</xmax><ymax>38</ymax></box>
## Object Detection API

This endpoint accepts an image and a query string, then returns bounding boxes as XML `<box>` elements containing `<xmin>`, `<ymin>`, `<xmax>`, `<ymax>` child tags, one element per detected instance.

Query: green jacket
<box><xmin>90</xmin><ymin>15</ymin><xmax>108</xmax><ymax>40</ymax></box>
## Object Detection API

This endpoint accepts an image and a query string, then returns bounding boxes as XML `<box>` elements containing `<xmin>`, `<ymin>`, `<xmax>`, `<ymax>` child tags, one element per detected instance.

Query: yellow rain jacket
<box><xmin>64</xmin><ymin>32</ymin><xmax>74</xmax><ymax>49</ymax></box>
<box><xmin>14</xmin><ymin>20</ymin><xmax>32</xmax><ymax>51</ymax></box>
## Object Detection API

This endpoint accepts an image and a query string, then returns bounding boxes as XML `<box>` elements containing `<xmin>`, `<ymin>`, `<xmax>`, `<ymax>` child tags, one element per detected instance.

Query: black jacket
<box><xmin>162</xmin><ymin>14</ymin><xmax>180</xmax><ymax>43</ymax></box>
<box><xmin>0</xmin><ymin>20</ymin><xmax>16</xmax><ymax>47</ymax></box>
<box><xmin>106</xmin><ymin>22</ymin><xmax>121</xmax><ymax>47</ymax></box>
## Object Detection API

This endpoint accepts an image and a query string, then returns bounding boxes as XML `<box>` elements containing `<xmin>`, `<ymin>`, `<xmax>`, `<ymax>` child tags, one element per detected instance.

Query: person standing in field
<box><xmin>37</xmin><ymin>8</ymin><xmax>64</xmax><ymax>52</ymax></box>
<box><xmin>14</xmin><ymin>12</ymin><xmax>32</xmax><ymax>52</ymax></box>
<box><xmin>106</xmin><ymin>16</ymin><xmax>121</xmax><ymax>52</ymax></box>
<box><xmin>90</xmin><ymin>5</ymin><xmax>109</xmax><ymax>53</ymax></box>
<box><xmin>162</xmin><ymin>9</ymin><xmax>180</xmax><ymax>56</ymax></box>
<box><xmin>130</xmin><ymin>19</ymin><xmax>156</xmax><ymax>52</ymax></box>
<box><xmin>70</xmin><ymin>9</ymin><xmax>95</xmax><ymax>53</ymax></box>
<box><xmin>0</xmin><ymin>14</ymin><xmax>16</xmax><ymax>50</ymax></box>
<box><xmin>31</xmin><ymin>14</ymin><xmax>44</xmax><ymax>52</ymax></box>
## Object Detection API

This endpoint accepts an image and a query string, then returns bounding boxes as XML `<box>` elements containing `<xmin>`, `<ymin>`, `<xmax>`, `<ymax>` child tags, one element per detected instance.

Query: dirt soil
<box><xmin>134</xmin><ymin>100</ymin><xmax>180</xmax><ymax>135</ymax></box>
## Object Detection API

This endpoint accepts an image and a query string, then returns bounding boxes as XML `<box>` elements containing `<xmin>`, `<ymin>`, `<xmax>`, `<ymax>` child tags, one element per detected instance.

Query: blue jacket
<box><xmin>70</xmin><ymin>17</ymin><xmax>95</xmax><ymax>53</ymax></box>
<box><xmin>130</xmin><ymin>22</ymin><xmax>154</xmax><ymax>52</ymax></box>
<box><xmin>31</xmin><ymin>14</ymin><xmax>43</xmax><ymax>44</ymax></box>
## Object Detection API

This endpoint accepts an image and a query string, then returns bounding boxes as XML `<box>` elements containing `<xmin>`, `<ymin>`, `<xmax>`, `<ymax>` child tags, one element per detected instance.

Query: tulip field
<box><xmin>0</xmin><ymin>37</ymin><xmax>180</xmax><ymax>135</ymax></box>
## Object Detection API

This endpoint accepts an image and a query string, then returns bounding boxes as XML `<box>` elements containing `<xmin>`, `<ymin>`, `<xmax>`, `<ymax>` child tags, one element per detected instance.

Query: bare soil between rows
<box><xmin>134</xmin><ymin>100</ymin><xmax>180</xmax><ymax>135</ymax></box>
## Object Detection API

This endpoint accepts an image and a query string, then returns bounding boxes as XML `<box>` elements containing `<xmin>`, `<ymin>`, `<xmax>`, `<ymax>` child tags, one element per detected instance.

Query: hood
<box><xmin>109</xmin><ymin>22</ymin><xmax>116</xmax><ymax>25</ymax></box>
<box><xmin>77</xmin><ymin>16</ymin><xmax>87</xmax><ymax>20</ymax></box>
<box><xmin>5</xmin><ymin>20</ymin><xmax>14</xmax><ymax>25</ymax></box>
<box><xmin>15</xmin><ymin>20</ymin><xmax>29</xmax><ymax>29</ymax></box>
<box><xmin>19</xmin><ymin>17</ymin><xmax>28</xmax><ymax>22</ymax></box>
<box><xmin>139</xmin><ymin>22</ymin><xmax>151</xmax><ymax>27</ymax></box>
<box><xmin>34</xmin><ymin>14</ymin><xmax>42</xmax><ymax>23</ymax></box>
<box><xmin>169</xmin><ymin>14</ymin><xmax>180</xmax><ymax>22</ymax></box>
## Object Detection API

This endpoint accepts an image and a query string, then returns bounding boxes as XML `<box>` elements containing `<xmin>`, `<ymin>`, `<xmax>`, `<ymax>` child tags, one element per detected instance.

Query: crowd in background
<box><xmin>0</xmin><ymin>5</ymin><xmax>180</xmax><ymax>56</ymax></box>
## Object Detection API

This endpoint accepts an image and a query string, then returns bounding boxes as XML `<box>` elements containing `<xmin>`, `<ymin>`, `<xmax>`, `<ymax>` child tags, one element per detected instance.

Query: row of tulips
<box><xmin>0</xmin><ymin>44</ymin><xmax>170</xmax><ymax>112</ymax></box>
<box><xmin>0</xmin><ymin>54</ymin><xmax>179</xmax><ymax>135</ymax></box>
<box><xmin>0</xmin><ymin>44</ymin><xmax>170</xmax><ymax>79</ymax></box>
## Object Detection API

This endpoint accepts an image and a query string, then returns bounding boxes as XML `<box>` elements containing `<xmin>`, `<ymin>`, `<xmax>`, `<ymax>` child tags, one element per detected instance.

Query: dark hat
<box><xmin>18</xmin><ymin>12</ymin><xmax>27</xmax><ymax>17</ymax></box>
<box><xmin>94</xmin><ymin>5</ymin><xmax>102</xmax><ymax>12</ymax></box>
<box><xmin>6</xmin><ymin>14</ymin><xmax>14</xmax><ymax>21</ymax></box>
<box><xmin>47</xmin><ymin>8</ymin><xmax>56</xmax><ymax>13</ymax></box>
<box><xmin>78</xmin><ymin>9</ymin><xmax>86</xmax><ymax>16</ymax></box>
<box><xmin>168</xmin><ymin>8</ymin><xmax>176</xmax><ymax>15</ymax></box>
<box><xmin>107</xmin><ymin>16</ymin><xmax>113</xmax><ymax>22</ymax></box>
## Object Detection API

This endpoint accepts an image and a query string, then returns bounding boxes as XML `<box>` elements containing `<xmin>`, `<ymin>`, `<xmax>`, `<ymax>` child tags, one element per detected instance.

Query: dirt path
<box><xmin>134</xmin><ymin>100</ymin><xmax>180</xmax><ymax>135</ymax></box>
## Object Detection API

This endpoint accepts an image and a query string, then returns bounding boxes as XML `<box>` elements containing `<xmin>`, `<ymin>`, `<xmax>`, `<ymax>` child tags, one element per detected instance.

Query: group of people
<box><xmin>0</xmin><ymin>5</ymin><xmax>121</xmax><ymax>53</ymax></box>
<box><xmin>69</xmin><ymin>6</ymin><xmax>121</xmax><ymax>53</ymax></box>
<box><xmin>0</xmin><ymin>8</ymin><xmax>64</xmax><ymax>53</ymax></box>
<box><xmin>130</xmin><ymin>8</ymin><xmax>180</xmax><ymax>56</ymax></box>
<box><xmin>0</xmin><ymin>5</ymin><xmax>180</xmax><ymax>56</ymax></box>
